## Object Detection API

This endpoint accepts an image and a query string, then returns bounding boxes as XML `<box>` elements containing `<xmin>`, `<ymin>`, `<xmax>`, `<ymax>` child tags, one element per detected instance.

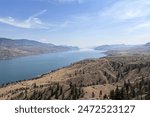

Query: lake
<box><xmin>0</xmin><ymin>49</ymin><xmax>105</xmax><ymax>84</ymax></box>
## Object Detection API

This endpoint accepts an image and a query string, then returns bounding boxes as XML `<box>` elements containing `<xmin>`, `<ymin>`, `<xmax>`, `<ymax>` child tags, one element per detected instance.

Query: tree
<box><xmin>92</xmin><ymin>92</ymin><xmax>95</xmax><ymax>98</ymax></box>
<box><xmin>103</xmin><ymin>94</ymin><xmax>108</xmax><ymax>99</ymax></box>
<box><xmin>32</xmin><ymin>83</ymin><xmax>36</xmax><ymax>88</ymax></box>
<box><xmin>60</xmin><ymin>86</ymin><xmax>63</xmax><ymax>95</ymax></box>
<box><xmin>99</xmin><ymin>90</ymin><xmax>102</xmax><ymax>98</ymax></box>
<box><xmin>24</xmin><ymin>88</ymin><xmax>28</xmax><ymax>99</ymax></box>
<box><xmin>131</xmin><ymin>88</ymin><xmax>136</xmax><ymax>99</ymax></box>
<box><xmin>139</xmin><ymin>81</ymin><xmax>142</xmax><ymax>99</ymax></box>
<box><xmin>55</xmin><ymin>91</ymin><xmax>59</xmax><ymax>99</ymax></box>
<box><xmin>110</xmin><ymin>90</ymin><xmax>115</xmax><ymax>99</ymax></box>
<box><xmin>145</xmin><ymin>81</ymin><xmax>150</xmax><ymax>99</ymax></box>
<box><xmin>62</xmin><ymin>93</ymin><xmax>65</xmax><ymax>100</ymax></box>
<box><xmin>115</xmin><ymin>85</ymin><xmax>121</xmax><ymax>100</ymax></box>
<box><xmin>120</xmin><ymin>87</ymin><xmax>125</xmax><ymax>99</ymax></box>
<box><xmin>69</xmin><ymin>82</ymin><xmax>72</xmax><ymax>88</ymax></box>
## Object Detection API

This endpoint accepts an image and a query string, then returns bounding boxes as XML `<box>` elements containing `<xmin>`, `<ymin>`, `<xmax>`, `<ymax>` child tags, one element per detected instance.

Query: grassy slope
<box><xmin>0</xmin><ymin>55</ymin><xmax>150</xmax><ymax>100</ymax></box>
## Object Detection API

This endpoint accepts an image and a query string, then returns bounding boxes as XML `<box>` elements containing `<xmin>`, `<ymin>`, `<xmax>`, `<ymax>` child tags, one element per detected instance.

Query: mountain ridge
<box><xmin>145</xmin><ymin>42</ymin><xmax>150</xmax><ymax>46</ymax></box>
<box><xmin>94</xmin><ymin>43</ymin><xmax>150</xmax><ymax>56</ymax></box>
<box><xmin>0</xmin><ymin>37</ymin><xmax>79</xmax><ymax>59</ymax></box>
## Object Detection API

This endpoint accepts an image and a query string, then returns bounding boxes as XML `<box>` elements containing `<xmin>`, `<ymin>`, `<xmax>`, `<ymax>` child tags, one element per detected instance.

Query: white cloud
<box><xmin>101</xmin><ymin>0</ymin><xmax>150</xmax><ymax>20</ymax></box>
<box><xmin>0</xmin><ymin>9</ymin><xmax>50</xmax><ymax>29</ymax></box>
<box><xmin>130</xmin><ymin>21</ymin><xmax>150</xmax><ymax>31</ymax></box>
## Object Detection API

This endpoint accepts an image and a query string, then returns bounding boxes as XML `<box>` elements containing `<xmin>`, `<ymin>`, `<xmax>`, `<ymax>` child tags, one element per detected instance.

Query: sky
<box><xmin>0</xmin><ymin>0</ymin><xmax>150</xmax><ymax>48</ymax></box>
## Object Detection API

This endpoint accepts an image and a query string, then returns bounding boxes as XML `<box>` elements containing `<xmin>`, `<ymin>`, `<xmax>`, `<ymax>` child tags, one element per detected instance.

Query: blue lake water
<box><xmin>0</xmin><ymin>49</ymin><xmax>105</xmax><ymax>84</ymax></box>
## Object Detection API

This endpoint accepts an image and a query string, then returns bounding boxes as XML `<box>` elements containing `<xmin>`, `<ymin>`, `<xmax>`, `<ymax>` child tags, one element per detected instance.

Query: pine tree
<box><xmin>60</xmin><ymin>86</ymin><xmax>63</xmax><ymax>95</ymax></box>
<box><xmin>115</xmin><ymin>85</ymin><xmax>121</xmax><ymax>100</ymax></box>
<box><xmin>139</xmin><ymin>81</ymin><xmax>142</xmax><ymax>99</ymax></box>
<box><xmin>110</xmin><ymin>90</ymin><xmax>115</xmax><ymax>99</ymax></box>
<box><xmin>120</xmin><ymin>87</ymin><xmax>125</xmax><ymax>99</ymax></box>
<box><xmin>103</xmin><ymin>94</ymin><xmax>108</xmax><ymax>99</ymax></box>
<box><xmin>131</xmin><ymin>88</ymin><xmax>136</xmax><ymax>98</ymax></box>
<box><xmin>99</xmin><ymin>90</ymin><xmax>102</xmax><ymax>98</ymax></box>
<box><xmin>62</xmin><ymin>93</ymin><xmax>65</xmax><ymax>100</ymax></box>
<box><xmin>92</xmin><ymin>92</ymin><xmax>95</xmax><ymax>98</ymax></box>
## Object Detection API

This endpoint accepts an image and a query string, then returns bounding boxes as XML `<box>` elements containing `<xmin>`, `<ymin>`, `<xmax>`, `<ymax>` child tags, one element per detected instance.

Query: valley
<box><xmin>0</xmin><ymin>54</ymin><xmax>150</xmax><ymax>100</ymax></box>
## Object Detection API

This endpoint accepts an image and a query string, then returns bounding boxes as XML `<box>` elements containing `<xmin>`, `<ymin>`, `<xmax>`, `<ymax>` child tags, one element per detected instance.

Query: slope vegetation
<box><xmin>0</xmin><ymin>55</ymin><xmax>150</xmax><ymax>100</ymax></box>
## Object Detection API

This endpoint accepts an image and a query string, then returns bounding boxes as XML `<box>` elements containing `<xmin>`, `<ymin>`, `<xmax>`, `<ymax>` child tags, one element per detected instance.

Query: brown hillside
<box><xmin>0</xmin><ymin>55</ymin><xmax>150</xmax><ymax>100</ymax></box>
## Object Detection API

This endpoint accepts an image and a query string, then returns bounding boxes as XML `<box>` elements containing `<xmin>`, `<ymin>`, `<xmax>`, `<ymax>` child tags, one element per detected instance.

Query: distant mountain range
<box><xmin>94</xmin><ymin>43</ymin><xmax>150</xmax><ymax>51</ymax></box>
<box><xmin>145</xmin><ymin>42</ymin><xmax>150</xmax><ymax>46</ymax></box>
<box><xmin>94</xmin><ymin>44</ymin><xmax>135</xmax><ymax>50</ymax></box>
<box><xmin>94</xmin><ymin>43</ymin><xmax>150</xmax><ymax>56</ymax></box>
<box><xmin>1</xmin><ymin>39</ymin><xmax>150</xmax><ymax>100</ymax></box>
<box><xmin>0</xmin><ymin>38</ymin><xmax>79</xmax><ymax>59</ymax></box>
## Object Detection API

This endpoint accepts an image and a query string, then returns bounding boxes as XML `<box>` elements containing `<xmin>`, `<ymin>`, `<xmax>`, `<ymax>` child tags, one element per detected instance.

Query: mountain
<box><xmin>0</xmin><ymin>55</ymin><xmax>150</xmax><ymax>100</ymax></box>
<box><xmin>145</xmin><ymin>42</ymin><xmax>150</xmax><ymax>46</ymax></box>
<box><xmin>94</xmin><ymin>44</ymin><xmax>133</xmax><ymax>51</ymax></box>
<box><xmin>0</xmin><ymin>38</ymin><xmax>79</xmax><ymax>59</ymax></box>
<box><xmin>95</xmin><ymin>43</ymin><xmax>150</xmax><ymax>56</ymax></box>
<box><xmin>1</xmin><ymin>40</ymin><xmax>150</xmax><ymax>100</ymax></box>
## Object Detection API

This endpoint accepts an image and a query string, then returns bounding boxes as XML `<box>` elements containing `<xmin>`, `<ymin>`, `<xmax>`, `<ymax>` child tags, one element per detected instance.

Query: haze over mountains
<box><xmin>95</xmin><ymin>43</ymin><xmax>150</xmax><ymax>56</ymax></box>
<box><xmin>0</xmin><ymin>39</ymin><xmax>150</xmax><ymax>99</ymax></box>
<box><xmin>94</xmin><ymin>43</ymin><xmax>150</xmax><ymax>51</ymax></box>
<box><xmin>94</xmin><ymin>44</ymin><xmax>133</xmax><ymax>51</ymax></box>
<box><xmin>1</xmin><ymin>37</ymin><xmax>150</xmax><ymax>100</ymax></box>
<box><xmin>0</xmin><ymin>37</ymin><xmax>150</xmax><ymax>60</ymax></box>
<box><xmin>0</xmin><ymin>38</ymin><xmax>78</xmax><ymax>59</ymax></box>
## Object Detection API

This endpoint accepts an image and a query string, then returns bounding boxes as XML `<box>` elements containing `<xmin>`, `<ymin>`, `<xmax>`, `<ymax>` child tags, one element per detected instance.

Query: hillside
<box><xmin>94</xmin><ymin>43</ymin><xmax>150</xmax><ymax>56</ymax></box>
<box><xmin>145</xmin><ymin>42</ymin><xmax>150</xmax><ymax>46</ymax></box>
<box><xmin>0</xmin><ymin>55</ymin><xmax>150</xmax><ymax>100</ymax></box>
<box><xmin>96</xmin><ymin>43</ymin><xmax>150</xmax><ymax>56</ymax></box>
<box><xmin>0</xmin><ymin>38</ymin><xmax>78</xmax><ymax>59</ymax></box>
<box><xmin>94</xmin><ymin>44</ymin><xmax>133</xmax><ymax>51</ymax></box>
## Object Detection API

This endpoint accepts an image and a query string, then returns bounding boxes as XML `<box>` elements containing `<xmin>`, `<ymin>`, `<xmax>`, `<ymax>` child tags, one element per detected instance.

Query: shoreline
<box><xmin>0</xmin><ymin>49</ymin><xmax>105</xmax><ymax>86</ymax></box>
<box><xmin>2</xmin><ymin>49</ymin><xmax>149</xmax><ymax>88</ymax></box>
<box><xmin>0</xmin><ymin>49</ymin><xmax>77</xmax><ymax>60</ymax></box>
<box><xmin>0</xmin><ymin>54</ymin><xmax>150</xmax><ymax>99</ymax></box>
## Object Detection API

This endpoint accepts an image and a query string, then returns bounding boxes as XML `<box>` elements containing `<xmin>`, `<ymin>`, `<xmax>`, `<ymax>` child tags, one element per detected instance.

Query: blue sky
<box><xmin>0</xmin><ymin>0</ymin><xmax>150</xmax><ymax>48</ymax></box>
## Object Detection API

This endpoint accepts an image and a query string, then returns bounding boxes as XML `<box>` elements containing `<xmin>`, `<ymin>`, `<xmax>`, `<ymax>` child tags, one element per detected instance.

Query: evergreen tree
<box><xmin>110</xmin><ymin>90</ymin><xmax>115</xmax><ymax>99</ymax></box>
<box><xmin>103</xmin><ymin>94</ymin><xmax>108</xmax><ymax>99</ymax></box>
<box><xmin>92</xmin><ymin>92</ymin><xmax>95</xmax><ymax>98</ymax></box>
<box><xmin>115</xmin><ymin>85</ymin><xmax>121</xmax><ymax>100</ymax></box>
<box><xmin>120</xmin><ymin>87</ymin><xmax>125</xmax><ymax>99</ymax></box>
<box><xmin>99</xmin><ymin>90</ymin><xmax>102</xmax><ymax>97</ymax></box>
